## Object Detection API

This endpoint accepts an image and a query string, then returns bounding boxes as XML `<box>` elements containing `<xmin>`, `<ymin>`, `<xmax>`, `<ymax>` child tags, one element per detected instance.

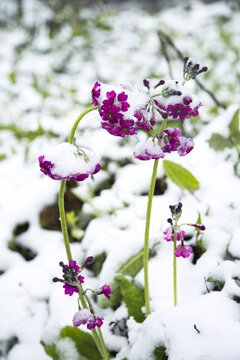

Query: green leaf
<box><xmin>163</xmin><ymin>160</ymin><xmax>199</xmax><ymax>191</ymax></box>
<box><xmin>98</xmin><ymin>280</ymin><xmax>122</xmax><ymax>308</ymax></box>
<box><xmin>118</xmin><ymin>249</ymin><xmax>144</xmax><ymax>277</ymax></box>
<box><xmin>229</xmin><ymin>108</ymin><xmax>240</xmax><ymax>144</ymax></box>
<box><xmin>207</xmin><ymin>133</ymin><xmax>233</xmax><ymax>151</ymax></box>
<box><xmin>61</xmin><ymin>326</ymin><xmax>101</xmax><ymax>360</ymax></box>
<box><xmin>153</xmin><ymin>346</ymin><xmax>168</xmax><ymax>360</ymax></box>
<box><xmin>40</xmin><ymin>341</ymin><xmax>60</xmax><ymax>360</ymax></box>
<box><xmin>115</xmin><ymin>276</ymin><xmax>145</xmax><ymax>323</ymax></box>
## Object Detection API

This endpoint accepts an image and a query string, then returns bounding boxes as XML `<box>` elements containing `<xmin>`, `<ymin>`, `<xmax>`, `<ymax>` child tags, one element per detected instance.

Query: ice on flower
<box><xmin>73</xmin><ymin>309</ymin><xmax>103</xmax><ymax>330</ymax></box>
<box><xmin>133</xmin><ymin>138</ymin><xmax>165</xmax><ymax>160</ymax></box>
<box><xmin>39</xmin><ymin>142</ymin><xmax>100</xmax><ymax>181</ymax></box>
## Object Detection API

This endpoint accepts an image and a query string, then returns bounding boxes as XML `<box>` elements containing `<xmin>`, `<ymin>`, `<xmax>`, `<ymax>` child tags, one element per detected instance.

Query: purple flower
<box><xmin>190</xmin><ymin>224</ymin><xmax>206</xmax><ymax>231</ymax></box>
<box><xmin>60</xmin><ymin>260</ymin><xmax>85</xmax><ymax>296</ymax></box>
<box><xmin>134</xmin><ymin>138</ymin><xmax>165</xmax><ymax>161</ymax></box>
<box><xmin>39</xmin><ymin>143</ymin><xmax>100</xmax><ymax>181</ymax></box>
<box><xmin>159</xmin><ymin>128</ymin><xmax>194</xmax><ymax>157</ymax></box>
<box><xmin>161</xmin><ymin>127</ymin><xmax>181</xmax><ymax>153</ymax></box>
<box><xmin>98</xmin><ymin>90</ymin><xmax>136</xmax><ymax>138</ymax></box>
<box><xmin>73</xmin><ymin>310</ymin><xmax>103</xmax><ymax>330</ymax></box>
<box><xmin>134</xmin><ymin>108</ymin><xmax>156</xmax><ymax>132</ymax></box>
<box><xmin>91</xmin><ymin>81</ymin><xmax>101</xmax><ymax>106</ymax></box>
<box><xmin>177</xmin><ymin>137</ymin><xmax>194</xmax><ymax>156</ymax></box>
<box><xmin>167</xmin><ymin>103</ymin><xmax>192</xmax><ymax>121</ymax></box>
<box><xmin>163</xmin><ymin>227</ymin><xmax>185</xmax><ymax>242</ymax></box>
<box><xmin>53</xmin><ymin>260</ymin><xmax>86</xmax><ymax>296</ymax></box>
<box><xmin>175</xmin><ymin>243</ymin><xmax>193</xmax><ymax>258</ymax></box>
<box><xmin>97</xmin><ymin>285</ymin><xmax>112</xmax><ymax>299</ymax></box>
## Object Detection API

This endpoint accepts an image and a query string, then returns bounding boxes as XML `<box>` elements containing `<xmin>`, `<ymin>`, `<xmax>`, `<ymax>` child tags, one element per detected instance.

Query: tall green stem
<box><xmin>58</xmin><ymin>106</ymin><xmax>99</xmax><ymax>261</ymax></box>
<box><xmin>58</xmin><ymin>180</ymin><xmax>72</xmax><ymax>262</ymax></box>
<box><xmin>58</xmin><ymin>105</ymin><xmax>109</xmax><ymax>359</ymax></box>
<box><xmin>68</xmin><ymin>105</ymin><xmax>99</xmax><ymax>144</ymax></box>
<box><xmin>173</xmin><ymin>230</ymin><xmax>177</xmax><ymax>306</ymax></box>
<box><xmin>143</xmin><ymin>118</ymin><xmax>168</xmax><ymax>316</ymax></box>
<box><xmin>144</xmin><ymin>159</ymin><xmax>159</xmax><ymax>315</ymax></box>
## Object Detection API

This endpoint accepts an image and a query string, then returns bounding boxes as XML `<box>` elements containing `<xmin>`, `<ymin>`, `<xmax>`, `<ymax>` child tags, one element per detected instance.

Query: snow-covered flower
<box><xmin>153</xmin><ymin>80</ymin><xmax>202</xmax><ymax>121</ymax></box>
<box><xmin>97</xmin><ymin>285</ymin><xmax>112</xmax><ymax>299</ymax></box>
<box><xmin>39</xmin><ymin>142</ymin><xmax>100</xmax><ymax>181</ymax></box>
<box><xmin>163</xmin><ymin>227</ymin><xmax>185</xmax><ymax>242</ymax></box>
<box><xmin>73</xmin><ymin>309</ymin><xmax>104</xmax><ymax>330</ymax></box>
<box><xmin>133</xmin><ymin>138</ymin><xmax>165</xmax><ymax>160</ymax></box>
<box><xmin>175</xmin><ymin>243</ymin><xmax>193</xmax><ymax>258</ymax></box>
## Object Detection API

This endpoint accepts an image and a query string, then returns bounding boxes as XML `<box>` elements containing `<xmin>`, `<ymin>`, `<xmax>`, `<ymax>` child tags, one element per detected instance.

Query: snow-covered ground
<box><xmin>0</xmin><ymin>0</ymin><xmax>240</xmax><ymax>359</ymax></box>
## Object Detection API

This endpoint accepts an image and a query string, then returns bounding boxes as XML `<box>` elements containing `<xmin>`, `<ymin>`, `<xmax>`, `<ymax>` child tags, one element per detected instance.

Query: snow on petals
<box><xmin>133</xmin><ymin>138</ymin><xmax>165</xmax><ymax>161</ymax></box>
<box><xmin>73</xmin><ymin>310</ymin><xmax>104</xmax><ymax>330</ymax></box>
<box><xmin>38</xmin><ymin>142</ymin><xmax>100</xmax><ymax>181</ymax></box>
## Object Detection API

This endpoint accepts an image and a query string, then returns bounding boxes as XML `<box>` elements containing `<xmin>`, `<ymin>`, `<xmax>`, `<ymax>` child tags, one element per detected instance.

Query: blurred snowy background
<box><xmin>0</xmin><ymin>0</ymin><xmax>240</xmax><ymax>359</ymax></box>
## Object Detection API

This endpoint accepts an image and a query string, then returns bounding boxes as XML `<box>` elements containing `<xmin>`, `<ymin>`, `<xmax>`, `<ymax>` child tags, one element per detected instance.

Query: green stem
<box><xmin>58</xmin><ymin>105</ymin><xmax>109</xmax><ymax>359</ymax></box>
<box><xmin>173</xmin><ymin>229</ymin><xmax>177</xmax><ymax>306</ymax></box>
<box><xmin>143</xmin><ymin>118</ymin><xmax>168</xmax><ymax>316</ymax></box>
<box><xmin>68</xmin><ymin>105</ymin><xmax>99</xmax><ymax>144</ymax></box>
<box><xmin>58</xmin><ymin>180</ymin><xmax>72</xmax><ymax>262</ymax></box>
<box><xmin>144</xmin><ymin>158</ymin><xmax>159</xmax><ymax>315</ymax></box>
<box><xmin>58</xmin><ymin>106</ymin><xmax>99</xmax><ymax>261</ymax></box>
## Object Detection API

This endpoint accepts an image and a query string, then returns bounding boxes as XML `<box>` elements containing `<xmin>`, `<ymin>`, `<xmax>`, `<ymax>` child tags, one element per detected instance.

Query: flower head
<box><xmin>97</xmin><ymin>285</ymin><xmax>112</xmax><ymax>299</ymax></box>
<box><xmin>163</xmin><ymin>227</ymin><xmax>185</xmax><ymax>242</ymax></box>
<box><xmin>175</xmin><ymin>243</ymin><xmax>193</xmax><ymax>258</ymax></box>
<box><xmin>153</xmin><ymin>80</ymin><xmax>202</xmax><ymax>121</ymax></box>
<box><xmin>159</xmin><ymin>128</ymin><xmax>194</xmax><ymax>157</ymax></box>
<box><xmin>73</xmin><ymin>309</ymin><xmax>103</xmax><ymax>330</ymax></box>
<box><xmin>39</xmin><ymin>142</ymin><xmax>100</xmax><ymax>181</ymax></box>
<box><xmin>133</xmin><ymin>138</ymin><xmax>164</xmax><ymax>161</ymax></box>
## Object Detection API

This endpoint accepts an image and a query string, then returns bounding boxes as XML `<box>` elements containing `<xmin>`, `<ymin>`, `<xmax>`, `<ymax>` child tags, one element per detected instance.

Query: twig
<box><xmin>157</xmin><ymin>30</ymin><xmax>227</xmax><ymax>109</ymax></box>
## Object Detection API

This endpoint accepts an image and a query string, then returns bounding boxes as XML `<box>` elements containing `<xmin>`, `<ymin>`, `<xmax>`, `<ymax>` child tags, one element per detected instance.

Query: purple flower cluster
<box><xmin>38</xmin><ymin>143</ymin><xmax>100</xmax><ymax>182</ymax></box>
<box><xmin>133</xmin><ymin>127</ymin><xmax>194</xmax><ymax>161</ymax></box>
<box><xmin>163</xmin><ymin>202</ymin><xmax>206</xmax><ymax>259</ymax></box>
<box><xmin>73</xmin><ymin>309</ymin><xmax>103</xmax><ymax>330</ymax></box>
<box><xmin>134</xmin><ymin>108</ymin><xmax>156</xmax><ymax>132</ymax></box>
<box><xmin>99</xmin><ymin>90</ymin><xmax>136</xmax><ymax>138</ymax></box>
<box><xmin>62</xmin><ymin>260</ymin><xmax>85</xmax><ymax>296</ymax></box>
<box><xmin>163</xmin><ymin>227</ymin><xmax>185</xmax><ymax>242</ymax></box>
<box><xmin>175</xmin><ymin>243</ymin><xmax>193</xmax><ymax>258</ymax></box>
<box><xmin>97</xmin><ymin>285</ymin><xmax>112</xmax><ymax>299</ymax></box>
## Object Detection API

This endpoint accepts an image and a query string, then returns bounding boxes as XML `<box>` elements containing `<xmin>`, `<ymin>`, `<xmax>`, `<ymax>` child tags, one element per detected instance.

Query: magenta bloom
<box><xmin>91</xmin><ymin>81</ymin><xmax>101</xmax><ymax>106</ymax></box>
<box><xmin>167</xmin><ymin>103</ymin><xmax>192</xmax><ymax>121</ymax></box>
<box><xmin>163</xmin><ymin>227</ymin><xmax>185</xmax><ymax>242</ymax></box>
<box><xmin>73</xmin><ymin>310</ymin><xmax>103</xmax><ymax>330</ymax></box>
<box><xmin>159</xmin><ymin>127</ymin><xmax>194</xmax><ymax>157</ymax></box>
<box><xmin>134</xmin><ymin>138</ymin><xmax>164</xmax><ymax>161</ymax></box>
<box><xmin>161</xmin><ymin>127</ymin><xmax>181</xmax><ymax>153</ymax></box>
<box><xmin>177</xmin><ymin>137</ymin><xmax>194</xmax><ymax>156</ymax></box>
<box><xmin>97</xmin><ymin>285</ymin><xmax>112</xmax><ymax>299</ymax></box>
<box><xmin>39</xmin><ymin>143</ymin><xmax>100</xmax><ymax>181</ymax></box>
<box><xmin>99</xmin><ymin>90</ymin><xmax>136</xmax><ymax>138</ymax></box>
<box><xmin>134</xmin><ymin>108</ymin><xmax>156</xmax><ymax>132</ymax></box>
<box><xmin>175</xmin><ymin>243</ymin><xmax>193</xmax><ymax>258</ymax></box>
<box><xmin>61</xmin><ymin>260</ymin><xmax>85</xmax><ymax>296</ymax></box>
